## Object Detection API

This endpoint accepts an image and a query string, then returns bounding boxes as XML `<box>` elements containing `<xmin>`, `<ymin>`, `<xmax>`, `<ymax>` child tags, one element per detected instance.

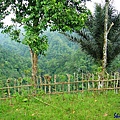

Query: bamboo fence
<box><xmin>0</xmin><ymin>72</ymin><xmax>120</xmax><ymax>99</ymax></box>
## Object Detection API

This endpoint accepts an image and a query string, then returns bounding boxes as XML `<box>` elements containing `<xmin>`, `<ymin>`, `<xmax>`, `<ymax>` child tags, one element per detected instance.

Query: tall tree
<box><xmin>102</xmin><ymin>0</ymin><xmax>108</xmax><ymax>74</ymax></box>
<box><xmin>64</xmin><ymin>3</ymin><xmax>120</xmax><ymax>71</ymax></box>
<box><xmin>4</xmin><ymin>0</ymin><xmax>90</xmax><ymax>84</ymax></box>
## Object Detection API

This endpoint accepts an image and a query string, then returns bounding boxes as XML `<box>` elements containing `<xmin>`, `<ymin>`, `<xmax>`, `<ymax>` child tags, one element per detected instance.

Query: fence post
<box><xmin>7</xmin><ymin>79</ymin><xmax>11</xmax><ymax>98</ymax></box>
<box><xmin>115</xmin><ymin>72</ymin><xmax>119</xmax><ymax>94</ymax></box>
<box><xmin>54</xmin><ymin>75</ymin><xmax>57</xmax><ymax>93</ymax></box>
<box><xmin>92</xmin><ymin>74</ymin><xmax>95</xmax><ymax>88</ymax></box>
<box><xmin>44</xmin><ymin>78</ymin><xmax>47</xmax><ymax>94</ymax></box>
<box><xmin>44</xmin><ymin>75</ymin><xmax>52</xmax><ymax>94</ymax></box>
<box><xmin>82</xmin><ymin>73</ymin><xmax>84</xmax><ymax>91</ymax></box>
<box><xmin>14</xmin><ymin>79</ymin><xmax>17</xmax><ymax>94</ymax></box>
<box><xmin>87</xmin><ymin>73</ymin><xmax>91</xmax><ymax>90</ymax></box>
<box><xmin>106</xmin><ymin>73</ymin><xmax>109</xmax><ymax>94</ymax></box>
<box><xmin>48</xmin><ymin>81</ymin><xmax>51</xmax><ymax>94</ymax></box>
<box><xmin>66</xmin><ymin>74</ymin><xmax>70</xmax><ymax>92</ymax></box>
<box><xmin>40</xmin><ymin>76</ymin><xmax>42</xmax><ymax>90</ymax></box>
<box><xmin>114</xmin><ymin>73</ymin><xmax>116</xmax><ymax>94</ymax></box>
<box><xmin>17</xmin><ymin>78</ymin><xmax>22</xmax><ymax>94</ymax></box>
<box><xmin>76</xmin><ymin>73</ymin><xmax>79</xmax><ymax>91</ymax></box>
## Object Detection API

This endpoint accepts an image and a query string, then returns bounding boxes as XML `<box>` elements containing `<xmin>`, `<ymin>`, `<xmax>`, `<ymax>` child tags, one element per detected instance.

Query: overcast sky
<box><xmin>3</xmin><ymin>0</ymin><xmax>120</xmax><ymax>25</ymax></box>
<box><xmin>86</xmin><ymin>0</ymin><xmax>120</xmax><ymax>13</ymax></box>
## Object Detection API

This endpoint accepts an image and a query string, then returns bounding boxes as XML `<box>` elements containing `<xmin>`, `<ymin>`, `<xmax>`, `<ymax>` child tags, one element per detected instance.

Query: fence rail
<box><xmin>0</xmin><ymin>72</ymin><xmax>120</xmax><ymax>99</ymax></box>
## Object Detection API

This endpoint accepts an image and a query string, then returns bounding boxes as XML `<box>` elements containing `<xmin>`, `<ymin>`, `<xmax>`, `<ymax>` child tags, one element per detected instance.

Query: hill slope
<box><xmin>0</xmin><ymin>31</ymin><xmax>105</xmax><ymax>78</ymax></box>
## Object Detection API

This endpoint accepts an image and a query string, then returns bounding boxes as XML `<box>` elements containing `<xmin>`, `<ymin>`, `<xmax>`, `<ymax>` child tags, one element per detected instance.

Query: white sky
<box><xmin>3</xmin><ymin>0</ymin><xmax>120</xmax><ymax>25</ymax></box>
<box><xmin>86</xmin><ymin>0</ymin><xmax>120</xmax><ymax>13</ymax></box>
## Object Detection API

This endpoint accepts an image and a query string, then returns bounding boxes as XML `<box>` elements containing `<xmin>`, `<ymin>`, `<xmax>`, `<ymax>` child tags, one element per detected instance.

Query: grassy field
<box><xmin>0</xmin><ymin>91</ymin><xmax>120</xmax><ymax>120</ymax></box>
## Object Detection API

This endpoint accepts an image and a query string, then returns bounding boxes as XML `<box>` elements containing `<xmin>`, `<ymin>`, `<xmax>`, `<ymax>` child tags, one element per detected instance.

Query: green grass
<box><xmin>0</xmin><ymin>91</ymin><xmax>120</xmax><ymax>120</ymax></box>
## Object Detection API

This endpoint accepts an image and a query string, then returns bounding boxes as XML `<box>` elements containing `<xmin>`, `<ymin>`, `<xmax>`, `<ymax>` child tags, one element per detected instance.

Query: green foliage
<box><xmin>1</xmin><ymin>0</ymin><xmax>91</xmax><ymax>80</ymax></box>
<box><xmin>4</xmin><ymin>0</ymin><xmax>90</xmax><ymax>55</ymax></box>
<box><xmin>38</xmin><ymin>31</ymin><xmax>96</xmax><ymax>75</ymax></box>
<box><xmin>64</xmin><ymin>3</ymin><xmax>120</xmax><ymax>68</ymax></box>
<box><xmin>0</xmin><ymin>44</ymin><xmax>31</xmax><ymax>80</ymax></box>
<box><xmin>42</xmin><ymin>0</ymin><xmax>90</xmax><ymax>32</ymax></box>
<box><xmin>2</xmin><ymin>27</ymin><xmax>120</xmax><ymax>79</ymax></box>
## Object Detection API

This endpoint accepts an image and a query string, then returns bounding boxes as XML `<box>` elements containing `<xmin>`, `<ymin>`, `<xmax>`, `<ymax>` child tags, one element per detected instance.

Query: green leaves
<box><xmin>23</xmin><ymin>29</ymin><xmax>48</xmax><ymax>55</ymax></box>
<box><xmin>2</xmin><ymin>25</ymin><xmax>21</xmax><ymax>42</ymax></box>
<box><xmin>65</xmin><ymin>3</ymin><xmax>120</xmax><ymax>68</ymax></box>
<box><xmin>4</xmin><ymin>0</ymin><xmax>90</xmax><ymax>54</ymax></box>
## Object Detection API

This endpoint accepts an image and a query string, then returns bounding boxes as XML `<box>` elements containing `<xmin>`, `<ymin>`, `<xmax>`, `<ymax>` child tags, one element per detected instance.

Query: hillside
<box><xmin>0</xmin><ymin>30</ymin><xmax>119</xmax><ymax>79</ymax></box>
<box><xmin>0</xmin><ymin>45</ymin><xmax>31</xmax><ymax>80</ymax></box>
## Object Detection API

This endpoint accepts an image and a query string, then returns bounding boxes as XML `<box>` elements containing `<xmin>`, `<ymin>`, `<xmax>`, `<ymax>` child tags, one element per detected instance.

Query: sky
<box><xmin>86</xmin><ymin>0</ymin><xmax>120</xmax><ymax>13</ymax></box>
<box><xmin>3</xmin><ymin>0</ymin><xmax>120</xmax><ymax>25</ymax></box>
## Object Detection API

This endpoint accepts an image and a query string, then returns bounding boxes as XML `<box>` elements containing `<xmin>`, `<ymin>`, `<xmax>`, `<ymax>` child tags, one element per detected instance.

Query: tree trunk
<box><xmin>102</xmin><ymin>0</ymin><xmax>109</xmax><ymax>74</ymax></box>
<box><xmin>30</xmin><ymin>47</ymin><xmax>38</xmax><ymax>85</ymax></box>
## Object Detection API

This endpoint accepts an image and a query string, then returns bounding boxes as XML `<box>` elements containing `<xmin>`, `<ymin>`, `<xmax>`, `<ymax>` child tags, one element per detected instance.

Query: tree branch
<box><xmin>107</xmin><ymin>22</ymin><xmax>114</xmax><ymax>34</ymax></box>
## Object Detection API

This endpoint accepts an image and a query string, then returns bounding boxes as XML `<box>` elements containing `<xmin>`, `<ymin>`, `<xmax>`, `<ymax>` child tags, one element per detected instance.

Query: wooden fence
<box><xmin>0</xmin><ymin>72</ymin><xmax>120</xmax><ymax>99</ymax></box>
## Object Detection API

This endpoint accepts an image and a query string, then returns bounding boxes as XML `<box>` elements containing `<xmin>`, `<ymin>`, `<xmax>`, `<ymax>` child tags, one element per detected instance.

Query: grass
<box><xmin>0</xmin><ymin>91</ymin><xmax>120</xmax><ymax>120</ymax></box>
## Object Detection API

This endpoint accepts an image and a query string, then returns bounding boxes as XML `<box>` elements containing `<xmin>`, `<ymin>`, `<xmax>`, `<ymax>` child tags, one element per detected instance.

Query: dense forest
<box><xmin>0</xmin><ymin>30</ymin><xmax>120</xmax><ymax>82</ymax></box>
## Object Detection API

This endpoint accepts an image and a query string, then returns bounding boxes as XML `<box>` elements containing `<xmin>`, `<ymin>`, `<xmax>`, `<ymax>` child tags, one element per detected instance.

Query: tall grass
<box><xmin>0</xmin><ymin>91</ymin><xmax>120</xmax><ymax>120</ymax></box>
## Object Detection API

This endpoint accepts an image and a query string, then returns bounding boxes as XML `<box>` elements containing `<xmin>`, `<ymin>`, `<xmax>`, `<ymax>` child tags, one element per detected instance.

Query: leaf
<box><xmin>22</xmin><ymin>98</ymin><xmax>28</xmax><ymax>102</ymax></box>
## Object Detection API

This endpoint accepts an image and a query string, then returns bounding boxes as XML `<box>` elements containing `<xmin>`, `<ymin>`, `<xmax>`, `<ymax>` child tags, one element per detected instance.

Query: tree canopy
<box><xmin>2</xmin><ymin>0</ymin><xmax>90</xmax><ymax>82</ymax></box>
<box><xmin>65</xmin><ymin>3</ymin><xmax>120</xmax><ymax>68</ymax></box>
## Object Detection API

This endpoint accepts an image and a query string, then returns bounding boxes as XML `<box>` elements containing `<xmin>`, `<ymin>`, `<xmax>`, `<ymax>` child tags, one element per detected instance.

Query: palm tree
<box><xmin>65</xmin><ymin>3</ymin><xmax>120</xmax><ymax>69</ymax></box>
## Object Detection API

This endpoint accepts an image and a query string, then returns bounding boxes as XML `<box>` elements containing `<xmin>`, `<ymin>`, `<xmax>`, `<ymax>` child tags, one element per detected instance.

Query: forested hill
<box><xmin>0</xmin><ymin>31</ymin><xmax>94</xmax><ymax>79</ymax></box>
<box><xmin>0</xmin><ymin>44</ymin><xmax>31</xmax><ymax>80</ymax></box>
<box><xmin>0</xmin><ymin>32</ymin><xmax>30</xmax><ymax>57</ymax></box>
<box><xmin>0</xmin><ymin>30</ymin><xmax>119</xmax><ymax>80</ymax></box>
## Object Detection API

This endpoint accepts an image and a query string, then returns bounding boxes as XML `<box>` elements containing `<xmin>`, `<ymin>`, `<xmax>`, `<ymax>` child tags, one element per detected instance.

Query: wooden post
<box><xmin>82</xmin><ymin>73</ymin><xmax>84</xmax><ymax>91</ymax></box>
<box><xmin>87</xmin><ymin>73</ymin><xmax>91</xmax><ymax>90</ymax></box>
<box><xmin>54</xmin><ymin>75</ymin><xmax>57</xmax><ymax>92</ymax></box>
<box><xmin>106</xmin><ymin>73</ymin><xmax>109</xmax><ymax>94</ymax></box>
<box><xmin>44</xmin><ymin>75</ymin><xmax>52</xmax><ymax>94</ymax></box>
<box><xmin>14</xmin><ymin>79</ymin><xmax>17</xmax><ymax>94</ymax></box>
<box><xmin>92</xmin><ymin>74</ymin><xmax>95</xmax><ymax>88</ymax></box>
<box><xmin>76</xmin><ymin>74</ymin><xmax>79</xmax><ymax>91</ymax></box>
<box><xmin>114</xmin><ymin>73</ymin><xmax>116</xmax><ymax>94</ymax></box>
<box><xmin>66</xmin><ymin>74</ymin><xmax>70</xmax><ymax>92</ymax></box>
<box><xmin>44</xmin><ymin>78</ymin><xmax>47</xmax><ymax>94</ymax></box>
<box><xmin>48</xmin><ymin>81</ymin><xmax>51</xmax><ymax>94</ymax></box>
<box><xmin>18</xmin><ymin>78</ymin><xmax>22</xmax><ymax>94</ymax></box>
<box><xmin>115</xmin><ymin>72</ymin><xmax>119</xmax><ymax>94</ymax></box>
<box><xmin>88</xmin><ymin>81</ymin><xmax>90</xmax><ymax>90</ymax></box>
<box><xmin>7</xmin><ymin>79</ymin><xmax>10</xmax><ymax>98</ymax></box>
<box><xmin>40</xmin><ymin>76</ymin><xmax>42</xmax><ymax>90</ymax></box>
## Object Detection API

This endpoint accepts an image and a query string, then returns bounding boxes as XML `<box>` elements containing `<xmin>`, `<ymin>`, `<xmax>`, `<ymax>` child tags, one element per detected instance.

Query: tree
<box><xmin>4</xmin><ymin>0</ymin><xmax>90</xmax><ymax>84</ymax></box>
<box><xmin>64</xmin><ymin>3</ymin><xmax>120</xmax><ymax>71</ymax></box>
